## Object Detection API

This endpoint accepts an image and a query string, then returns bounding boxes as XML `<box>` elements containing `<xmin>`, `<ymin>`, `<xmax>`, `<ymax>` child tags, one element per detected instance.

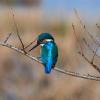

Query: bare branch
<box><xmin>10</xmin><ymin>8</ymin><xmax>26</xmax><ymax>54</ymax></box>
<box><xmin>72</xmin><ymin>24</ymin><xmax>100</xmax><ymax>74</ymax></box>
<box><xmin>78</xmin><ymin>51</ymin><xmax>100</xmax><ymax>74</ymax></box>
<box><xmin>0</xmin><ymin>41</ymin><xmax>41</xmax><ymax>63</ymax></box>
<box><xmin>91</xmin><ymin>47</ymin><xmax>99</xmax><ymax>63</ymax></box>
<box><xmin>83</xmin><ymin>38</ymin><xmax>100</xmax><ymax>58</ymax></box>
<box><xmin>72</xmin><ymin>24</ymin><xmax>83</xmax><ymax>55</ymax></box>
<box><xmin>0</xmin><ymin>41</ymin><xmax>100</xmax><ymax>81</ymax></box>
<box><xmin>74</xmin><ymin>8</ymin><xmax>100</xmax><ymax>46</ymax></box>
<box><xmin>4</xmin><ymin>33</ymin><xmax>12</xmax><ymax>43</ymax></box>
<box><xmin>54</xmin><ymin>67</ymin><xmax>100</xmax><ymax>81</ymax></box>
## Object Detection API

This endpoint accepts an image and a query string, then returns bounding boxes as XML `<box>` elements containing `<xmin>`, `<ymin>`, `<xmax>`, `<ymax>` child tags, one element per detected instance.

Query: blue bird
<box><xmin>29</xmin><ymin>33</ymin><xmax>58</xmax><ymax>74</ymax></box>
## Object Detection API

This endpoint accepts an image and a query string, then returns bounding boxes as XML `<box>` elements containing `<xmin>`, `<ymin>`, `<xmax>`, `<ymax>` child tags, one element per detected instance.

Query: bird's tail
<box><xmin>44</xmin><ymin>62</ymin><xmax>53</xmax><ymax>74</ymax></box>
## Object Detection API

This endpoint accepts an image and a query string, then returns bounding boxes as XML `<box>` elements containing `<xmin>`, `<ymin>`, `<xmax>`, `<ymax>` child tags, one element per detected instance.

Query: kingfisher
<box><xmin>29</xmin><ymin>33</ymin><xmax>58</xmax><ymax>74</ymax></box>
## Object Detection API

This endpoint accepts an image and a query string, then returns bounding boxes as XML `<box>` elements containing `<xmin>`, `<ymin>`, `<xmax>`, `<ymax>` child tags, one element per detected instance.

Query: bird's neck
<box><xmin>45</xmin><ymin>39</ymin><xmax>53</xmax><ymax>42</ymax></box>
<box><xmin>40</xmin><ymin>39</ymin><xmax>54</xmax><ymax>47</ymax></box>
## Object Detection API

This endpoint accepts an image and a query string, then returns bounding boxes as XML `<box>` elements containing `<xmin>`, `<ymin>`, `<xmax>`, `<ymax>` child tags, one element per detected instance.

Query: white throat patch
<box><xmin>40</xmin><ymin>39</ymin><xmax>53</xmax><ymax>46</ymax></box>
<box><xmin>40</xmin><ymin>44</ymin><xmax>44</xmax><ymax>46</ymax></box>
<box><xmin>46</xmin><ymin>39</ymin><xmax>53</xmax><ymax>42</ymax></box>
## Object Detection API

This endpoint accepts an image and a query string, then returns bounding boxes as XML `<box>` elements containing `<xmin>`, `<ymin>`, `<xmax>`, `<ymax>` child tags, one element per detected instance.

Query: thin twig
<box><xmin>10</xmin><ymin>8</ymin><xmax>26</xmax><ymax>54</ymax></box>
<box><xmin>72</xmin><ymin>24</ymin><xmax>83</xmax><ymax>55</ymax></box>
<box><xmin>88</xmin><ymin>74</ymin><xmax>100</xmax><ymax>78</ymax></box>
<box><xmin>72</xmin><ymin>23</ymin><xmax>100</xmax><ymax>74</ymax></box>
<box><xmin>78</xmin><ymin>51</ymin><xmax>100</xmax><ymax>74</ymax></box>
<box><xmin>54</xmin><ymin>67</ymin><xmax>100</xmax><ymax>81</ymax></box>
<box><xmin>0</xmin><ymin>41</ymin><xmax>100</xmax><ymax>81</ymax></box>
<box><xmin>74</xmin><ymin>8</ymin><xmax>100</xmax><ymax>46</ymax></box>
<box><xmin>4</xmin><ymin>33</ymin><xmax>12</xmax><ymax>43</ymax></box>
<box><xmin>83</xmin><ymin>38</ymin><xmax>100</xmax><ymax>58</ymax></box>
<box><xmin>91</xmin><ymin>47</ymin><xmax>99</xmax><ymax>63</ymax></box>
<box><xmin>0</xmin><ymin>41</ymin><xmax>41</xmax><ymax>63</ymax></box>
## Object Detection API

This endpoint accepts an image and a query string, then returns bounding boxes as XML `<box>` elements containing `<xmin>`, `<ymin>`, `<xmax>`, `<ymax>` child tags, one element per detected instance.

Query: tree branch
<box><xmin>0</xmin><ymin>41</ymin><xmax>100</xmax><ymax>81</ymax></box>
<box><xmin>83</xmin><ymin>38</ymin><xmax>100</xmax><ymax>58</ymax></box>
<box><xmin>4</xmin><ymin>33</ymin><xmax>12</xmax><ymax>43</ymax></box>
<box><xmin>91</xmin><ymin>47</ymin><xmax>99</xmax><ymax>63</ymax></box>
<box><xmin>74</xmin><ymin>8</ymin><xmax>100</xmax><ymax>46</ymax></box>
<box><xmin>72</xmin><ymin>24</ymin><xmax>83</xmax><ymax>55</ymax></box>
<box><xmin>10</xmin><ymin>8</ymin><xmax>26</xmax><ymax>54</ymax></box>
<box><xmin>72</xmin><ymin>24</ymin><xmax>100</xmax><ymax>74</ymax></box>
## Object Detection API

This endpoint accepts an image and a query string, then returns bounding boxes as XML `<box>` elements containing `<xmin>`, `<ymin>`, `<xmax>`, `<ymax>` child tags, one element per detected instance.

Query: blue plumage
<box><xmin>29</xmin><ymin>33</ymin><xmax>58</xmax><ymax>74</ymax></box>
<box><xmin>40</xmin><ymin>41</ymin><xmax>58</xmax><ymax>73</ymax></box>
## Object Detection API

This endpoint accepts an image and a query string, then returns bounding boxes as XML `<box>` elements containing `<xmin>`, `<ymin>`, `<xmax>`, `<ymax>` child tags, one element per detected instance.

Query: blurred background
<box><xmin>0</xmin><ymin>0</ymin><xmax>100</xmax><ymax>100</ymax></box>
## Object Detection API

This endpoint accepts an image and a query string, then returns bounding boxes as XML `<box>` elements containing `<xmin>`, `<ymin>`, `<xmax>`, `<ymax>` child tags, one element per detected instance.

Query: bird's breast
<box><xmin>41</xmin><ymin>42</ymin><xmax>58</xmax><ymax>64</ymax></box>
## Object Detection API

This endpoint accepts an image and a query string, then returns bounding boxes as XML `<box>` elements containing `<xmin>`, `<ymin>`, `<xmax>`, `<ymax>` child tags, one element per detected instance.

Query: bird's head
<box><xmin>29</xmin><ymin>33</ymin><xmax>54</xmax><ymax>51</ymax></box>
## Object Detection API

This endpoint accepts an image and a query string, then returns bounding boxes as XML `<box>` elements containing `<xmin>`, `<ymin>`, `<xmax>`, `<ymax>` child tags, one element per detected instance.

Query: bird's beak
<box><xmin>29</xmin><ymin>43</ymin><xmax>40</xmax><ymax>52</ymax></box>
